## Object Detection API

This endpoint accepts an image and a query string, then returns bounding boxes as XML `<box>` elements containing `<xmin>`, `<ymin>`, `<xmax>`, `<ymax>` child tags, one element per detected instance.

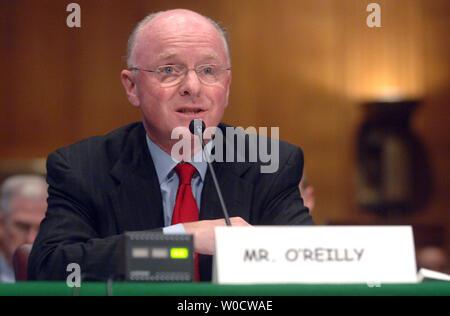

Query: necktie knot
<box><xmin>174</xmin><ymin>163</ymin><xmax>196</xmax><ymax>185</ymax></box>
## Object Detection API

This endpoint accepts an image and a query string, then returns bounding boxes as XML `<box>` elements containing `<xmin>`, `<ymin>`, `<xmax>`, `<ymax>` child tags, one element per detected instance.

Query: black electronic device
<box><xmin>122</xmin><ymin>232</ymin><xmax>194</xmax><ymax>282</ymax></box>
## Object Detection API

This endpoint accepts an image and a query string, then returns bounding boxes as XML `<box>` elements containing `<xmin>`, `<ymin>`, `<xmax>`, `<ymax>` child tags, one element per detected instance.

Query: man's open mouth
<box><xmin>177</xmin><ymin>108</ymin><xmax>204</xmax><ymax>115</ymax></box>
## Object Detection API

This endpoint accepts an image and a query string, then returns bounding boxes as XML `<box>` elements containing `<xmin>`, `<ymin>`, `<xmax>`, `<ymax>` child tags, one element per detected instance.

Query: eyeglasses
<box><xmin>129</xmin><ymin>64</ymin><xmax>231</xmax><ymax>87</ymax></box>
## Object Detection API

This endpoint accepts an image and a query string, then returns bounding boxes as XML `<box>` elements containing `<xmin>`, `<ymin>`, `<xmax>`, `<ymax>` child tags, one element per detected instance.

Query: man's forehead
<box><xmin>150</xmin><ymin>9</ymin><xmax>213</xmax><ymax>30</ymax></box>
<box><xmin>135</xmin><ymin>30</ymin><xmax>226</xmax><ymax>66</ymax></box>
<box><xmin>130</xmin><ymin>10</ymin><xmax>229</xmax><ymax>68</ymax></box>
<box><xmin>145</xmin><ymin>10</ymin><xmax>217</xmax><ymax>37</ymax></box>
<box><xmin>158</xmin><ymin>52</ymin><xmax>220</xmax><ymax>61</ymax></box>
<box><xmin>138</xmin><ymin>12</ymin><xmax>223</xmax><ymax>49</ymax></box>
<box><xmin>9</xmin><ymin>195</ymin><xmax>47</xmax><ymax>215</ymax></box>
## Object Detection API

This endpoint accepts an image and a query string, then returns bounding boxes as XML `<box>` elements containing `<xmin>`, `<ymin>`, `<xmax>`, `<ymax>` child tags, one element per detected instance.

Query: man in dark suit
<box><xmin>28</xmin><ymin>9</ymin><xmax>313</xmax><ymax>281</ymax></box>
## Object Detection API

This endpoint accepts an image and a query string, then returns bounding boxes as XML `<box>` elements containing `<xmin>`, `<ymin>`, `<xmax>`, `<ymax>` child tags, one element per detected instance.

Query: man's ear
<box><xmin>121</xmin><ymin>70</ymin><xmax>140</xmax><ymax>107</ymax></box>
<box><xmin>224</xmin><ymin>71</ymin><xmax>232</xmax><ymax>109</ymax></box>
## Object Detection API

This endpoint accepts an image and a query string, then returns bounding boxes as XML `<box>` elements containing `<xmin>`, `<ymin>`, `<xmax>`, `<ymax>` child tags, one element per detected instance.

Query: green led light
<box><xmin>170</xmin><ymin>248</ymin><xmax>189</xmax><ymax>259</ymax></box>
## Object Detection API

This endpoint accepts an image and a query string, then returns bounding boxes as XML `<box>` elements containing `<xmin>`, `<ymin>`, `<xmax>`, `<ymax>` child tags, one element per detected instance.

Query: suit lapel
<box><xmin>108</xmin><ymin>123</ymin><xmax>254</xmax><ymax>231</ymax></box>
<box><xmin>200</xmin><ymin>124</ymin><xmax>254</xmax><ymax>222</ymax></box>
<box><xmin>109</xmin><ymin>124</ymin><xmax>164</xmax><ymax>232</ymax></box>
<box><xmin>200</xmin><ymin>164</ymin><xmax>253</xmax><ymax>222</ymax></box>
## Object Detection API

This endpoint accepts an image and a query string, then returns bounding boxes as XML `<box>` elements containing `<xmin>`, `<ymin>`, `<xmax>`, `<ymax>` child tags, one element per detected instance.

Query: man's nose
<box><xmin>179</xmin><ymin>69</ymin><xmax>201</xmax><ymax>97</ymax></box>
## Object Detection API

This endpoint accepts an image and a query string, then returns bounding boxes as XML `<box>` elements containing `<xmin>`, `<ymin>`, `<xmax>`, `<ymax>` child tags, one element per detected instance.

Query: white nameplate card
<box><xmin>213</xmin><ymin>226</ymin><xmax>417</xmax><ymax>284</ymax></box>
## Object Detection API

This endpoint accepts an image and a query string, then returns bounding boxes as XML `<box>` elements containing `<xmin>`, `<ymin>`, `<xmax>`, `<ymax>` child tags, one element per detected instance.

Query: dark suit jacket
<box><xmin>28</xmin><ymin>122</ymin><xmax>313</xmax><ymax>281</ymax></box>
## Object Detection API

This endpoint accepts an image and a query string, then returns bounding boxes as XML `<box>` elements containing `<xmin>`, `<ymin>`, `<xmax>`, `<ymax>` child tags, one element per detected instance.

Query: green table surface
<box><xmin>0</xmin><ymin>280</ymin><xmax>448</xmax><ymax>296</ymax></box>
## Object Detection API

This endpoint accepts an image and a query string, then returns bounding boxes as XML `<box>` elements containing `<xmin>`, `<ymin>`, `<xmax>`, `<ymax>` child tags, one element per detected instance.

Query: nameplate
<box><xmin>213</xmin><ymin>226</ymin><xmax>417</xmax><ymax>284</ymax></box>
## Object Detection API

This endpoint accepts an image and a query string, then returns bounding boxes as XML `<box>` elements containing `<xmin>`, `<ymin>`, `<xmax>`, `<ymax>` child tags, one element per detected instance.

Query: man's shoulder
<box><xmin>217</xmin><ymin>123</ymin><xmax>304</xmax><ymax>176</ymax></box>
<box><xmin>57</xmin><ymin>122</ymin><xmax>142</xmax><ymax>152</ymax></box>
<box><xmin>48</xmin><ymin>122</ymin><xmax>145</xmax><ymax>167</ymax></box>
<box><xmin>218</xmin><ymin>123</ymin><xmax>303</xmax><ymax>161</ymax></box>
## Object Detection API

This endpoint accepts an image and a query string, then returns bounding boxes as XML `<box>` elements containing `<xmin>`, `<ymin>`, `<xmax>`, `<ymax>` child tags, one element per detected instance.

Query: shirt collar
<box><xmin>146</xmin><ymin>134</ymin><xmax>211</xmax><ymax>183</ymax></box>
<box><xmin>0</xmin><ymin>253</ymin><xmax>14</xmax><ymax>283</ymax></box>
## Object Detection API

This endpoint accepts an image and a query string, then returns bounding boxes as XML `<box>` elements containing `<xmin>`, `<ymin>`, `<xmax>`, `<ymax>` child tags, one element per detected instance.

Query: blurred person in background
<box><xmin>0</xmin><ymin>175</ymin><xmax>47</xmax><ymax>282</ymax></box>
<box><xmin>416</xmin><ymin>246</ymin><xmax>450</xmax><ymax>275</ymax></box>
<box><xmin>299</xmin><ymin>173</ymin><xmax>315</xmax><ymax>213</ymax></box>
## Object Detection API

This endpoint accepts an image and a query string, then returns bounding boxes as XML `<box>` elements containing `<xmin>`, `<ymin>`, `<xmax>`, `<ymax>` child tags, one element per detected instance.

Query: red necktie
<box><xmin>171</xmin><ymin>163</ymin><xmax>200</xmax><ymax>281</ymax></box>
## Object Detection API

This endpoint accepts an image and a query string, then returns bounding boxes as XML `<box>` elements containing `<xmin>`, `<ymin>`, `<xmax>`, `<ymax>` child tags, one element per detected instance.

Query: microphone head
<box><xmin>189</xmin><ymin>119</ymin><xmax>206</xmax><ymax>136</ymax></box>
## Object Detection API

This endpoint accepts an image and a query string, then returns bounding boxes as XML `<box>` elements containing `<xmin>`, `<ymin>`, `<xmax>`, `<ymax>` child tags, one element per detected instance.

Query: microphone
<box><xmin>189</xmin><ymin>119</ymin><xmax>206</xmax><ymax>137</ymax></box>
<box><xmin>189</xmin><ymin>119</ymin><xmax>231</xmax><ymax>226</ymax></box>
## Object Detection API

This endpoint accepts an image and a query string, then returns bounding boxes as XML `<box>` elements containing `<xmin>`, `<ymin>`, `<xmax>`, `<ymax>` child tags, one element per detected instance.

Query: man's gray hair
<box><xmin>126</xmin><ymin>10</ymin><xmax>231</xmax><ymax>68</ymax></box>
<box><xmin>0</xmin><ymin>174</ymin><xmax>48</xmax><ymax>217</ymax></box>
